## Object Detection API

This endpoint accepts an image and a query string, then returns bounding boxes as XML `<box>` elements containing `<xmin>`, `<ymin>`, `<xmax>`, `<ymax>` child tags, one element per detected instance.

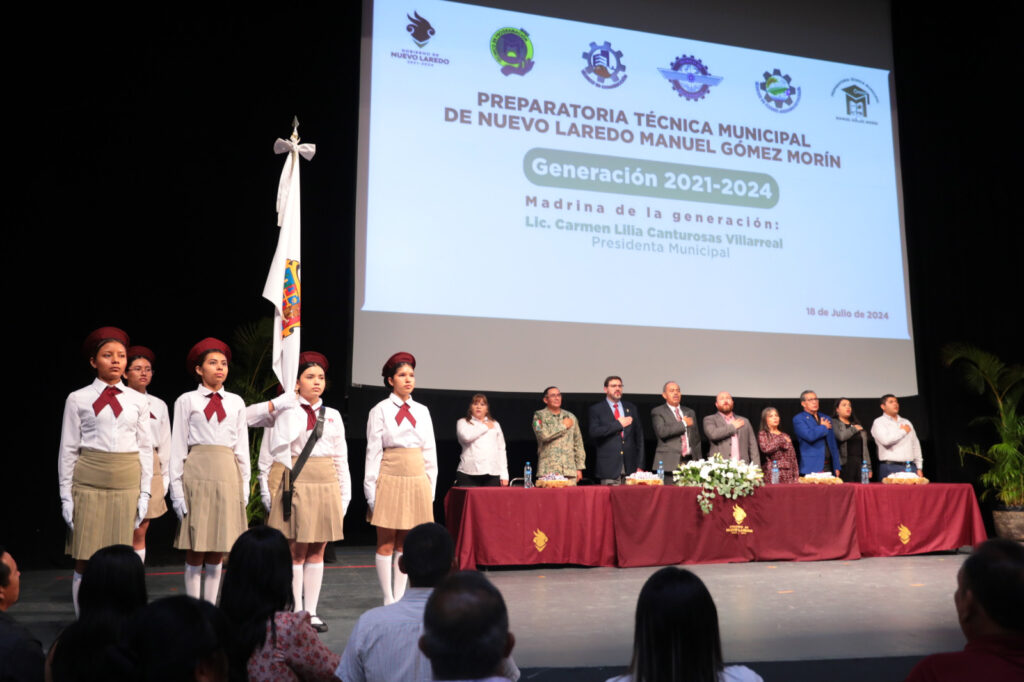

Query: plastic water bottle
<box><xmin>861</xmin><ymin>459</ymin><xmax>870</xmax><ymax>484</ymax></box>
<box><xmin>524</xmin><ymin>461</ymin><xmax>533</xmax><ymax>488</ymax></box>
<box><xmin>905</xmin><ymin>460</ymin><xmax>912</xmax><ymax>473</ymax></box>
<box><xmin>771</xmin><ymin>460</ymin><xmax>779</xmax><ymax>485</ymax></box>
<box><xmin>656</xmin><ymin>460</ymin><xmax>664</xmax><ymax>478</ymax></box>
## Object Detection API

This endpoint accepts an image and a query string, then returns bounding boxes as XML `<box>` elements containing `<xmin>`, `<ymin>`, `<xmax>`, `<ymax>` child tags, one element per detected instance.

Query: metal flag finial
<box><xmin>291</xmin><ymin>116</ymin><xmax>300</xmax><ymax>142</ymax></box>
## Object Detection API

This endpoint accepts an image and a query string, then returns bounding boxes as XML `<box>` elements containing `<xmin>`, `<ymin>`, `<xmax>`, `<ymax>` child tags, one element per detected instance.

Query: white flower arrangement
<box><xmin>672</xmin><ymin>453</ymin><xmax>765</xmax><ymax>514</ymax></box>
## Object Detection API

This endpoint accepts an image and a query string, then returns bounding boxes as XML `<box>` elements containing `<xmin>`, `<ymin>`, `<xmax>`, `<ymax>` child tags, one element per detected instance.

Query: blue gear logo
<box><xmin>581</xmin><ymin>41</ymin><xmax>627</xmax><ymax>89</ymax></box>
<box><xmin>658</xmin><ymin>55</ymin><xmax>723</xmax><ymax>101</ymax></box>
<box><xmin>757</xmin><ymin>68</ymin><xmax>801</xmax><ymax>113</ymax></box>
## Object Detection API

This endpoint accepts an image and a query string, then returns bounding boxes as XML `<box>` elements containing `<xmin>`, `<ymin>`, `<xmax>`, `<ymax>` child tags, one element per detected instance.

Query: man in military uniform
<box><xmin>532</xmin><ymin>386</ymin><xmax>586</xmax><ymax>483</ymax></box>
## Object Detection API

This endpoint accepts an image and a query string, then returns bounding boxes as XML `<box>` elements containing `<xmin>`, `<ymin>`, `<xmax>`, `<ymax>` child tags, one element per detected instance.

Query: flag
<box><xmin>263</xmin><ymin>130</ymin><xmax>316</xmax><ymax>389</ymax></box>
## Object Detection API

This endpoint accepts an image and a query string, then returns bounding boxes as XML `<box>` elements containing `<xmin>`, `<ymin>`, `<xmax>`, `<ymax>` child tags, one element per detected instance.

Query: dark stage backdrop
<box><xmin>7</xmin><ymin>4</ymin><xmax>1017</xmax><ymax>565</ymax></box>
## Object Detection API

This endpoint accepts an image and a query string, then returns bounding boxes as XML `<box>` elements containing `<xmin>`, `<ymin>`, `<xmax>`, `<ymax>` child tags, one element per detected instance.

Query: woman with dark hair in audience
<box><xmin>48</xmin><ymin>545</ymin><xmax>148</xmax><ymax>682</ymax></box>
<box><xmin>833</xmin><ymin>398</ymin><xmax>872</xmax><ymax>483</ymax></box>
<box><xmin>608</xmin><ymin>567</ymin><xmax>762</xmax><ymax>682</ymax></box>
<box><xmin>219</xmin><ymin>526</ymin><xmax>339</xmax><ymax>682</ymax></box>
<box><xmin>364</xmin><ymin>352</ymin><xmax>437</xmax><ymax>605</ymax></box>
<box><xmin>112</xmin><ymin>595</ymin><xmax>230</xmax><ymax>682</ymax></box>
<box><xmin>456</xmin><ymin>394</ymin><xmax>509</xmax><ymax>487</ymax></box>
<box><xmin>756</xmin><ymin>407</ymin><xmax>798</xmax><ymax>484</ymax></box>
<box><xmin>59</xmin><ymin>327</ymin><xmax>153</xmax><ymax>615</ymax></box>
<box><xmin>123</xmin><ymin>345</ymin><xmax>172</xmax><ymax>565</ymax></box>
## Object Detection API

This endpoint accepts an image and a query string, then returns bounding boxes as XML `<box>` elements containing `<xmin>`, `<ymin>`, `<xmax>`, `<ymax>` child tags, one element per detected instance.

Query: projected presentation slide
<box><xmin>362</xmin><ymin>0</ymin><xmax>907</xmax><ymax>340</ymax></box>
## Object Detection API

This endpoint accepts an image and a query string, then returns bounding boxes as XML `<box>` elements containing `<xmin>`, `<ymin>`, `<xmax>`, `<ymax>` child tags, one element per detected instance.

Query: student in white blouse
<box><xmin>58</xmin><ymin>327</ymin><xmax>153</xmax><ymax>616</ymax></box>
<box><xmin>456</xmin><ymin>394</ymin><xmax>509</xmax><ymax>487</ymax></box>
<box><xmin>123</xmin><ymin>346</ymin><xmax>172</xmax><ymax>565</ymax></box>
<box><xmin>260</xmin><ymin>351</ymin><xmax>350</xmax><ymax>633</ymax></box>
<box><xmin>365</xmin><ymin>352</ymin><xmax>437</xmax><ymax>605</ymax></box>
<box><xmin>168</xmin><ymin>338</ymin><xmax>250</xmax><ymax>604</ymax></box>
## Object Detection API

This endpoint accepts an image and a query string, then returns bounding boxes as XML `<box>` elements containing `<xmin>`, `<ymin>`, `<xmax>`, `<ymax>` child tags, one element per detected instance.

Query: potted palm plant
<box><xmin>942</xmin><ymin>343</ymin><xmax>1023</xmax><ymax>539</ymax></box>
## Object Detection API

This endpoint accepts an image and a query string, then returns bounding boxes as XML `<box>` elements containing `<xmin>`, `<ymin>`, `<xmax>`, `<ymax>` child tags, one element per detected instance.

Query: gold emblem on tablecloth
<box><xmin>897</xmin><ymin>523</ymin><xmax>911</xmax><ymax>545</ymax></box>
<box><xmin>533</xmin><ymin>528</ymin><xmax>549</xmax><ymax>552</ymax></box>
<box><xmin>726</xmin><ymin>504</ymin><xmax>753</xmax><ymax>535</ymax></box>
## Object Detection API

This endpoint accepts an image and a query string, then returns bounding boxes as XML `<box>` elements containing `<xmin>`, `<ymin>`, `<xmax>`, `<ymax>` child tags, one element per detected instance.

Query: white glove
<box><xmin>272</xmin><ymin>391</ymin><xmax>298</xmax><ymax>412</ymax></box>
<box><xmin>172</xmin><ymin>498</ymin><xmax>188</xmax><ymax>521</ymax></box>
<box><xmin>136</xmin><ymin>492</ymin><xmax>151</xmax><ymax>529</ymax></box>
<box><xmin>261</xmin><ymin>490</ymin><xmax>272</xmax><ymax>513</ymax></box>
<box><xmin>61</xmin><ymin>500</ymin><xmax>75</xmax><ymax>531</ymax></box>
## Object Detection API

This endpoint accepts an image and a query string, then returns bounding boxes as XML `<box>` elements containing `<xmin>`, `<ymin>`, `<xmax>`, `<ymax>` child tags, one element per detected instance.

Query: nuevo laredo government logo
<box><xmin>756</xmin><ymin>68</ymin><xmax>801</xmax><ymax>113</ymax></box>
<box><xmin>406</xmin><ymin>11</ymin><xmax>435</xmax><ymax>48</ymax></box>
<box><xmin>581</xmin><ymin>41</ymin><xmax>627</xmax><ymax>89</ymax></box>
<box><xmin>658</xmin><ymin>55</ymin><xmax>723</xmax><ymax>101</ymax></box>
<box><xmin>490</xmin><ymin>27</ymin><xmax>534</xmax><ymax>76</ymax></box>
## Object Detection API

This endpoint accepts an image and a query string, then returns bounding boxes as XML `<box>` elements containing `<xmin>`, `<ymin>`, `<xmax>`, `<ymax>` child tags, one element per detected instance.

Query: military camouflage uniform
<box><xmin>532</xmin><ymin>408</ymin><xmax>586</xmax><ymax>480</ymax></box>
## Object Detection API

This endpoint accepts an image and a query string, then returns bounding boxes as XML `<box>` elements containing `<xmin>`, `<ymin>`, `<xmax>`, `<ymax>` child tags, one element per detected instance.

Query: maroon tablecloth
<box><xmin>853</xmin><ymin>483</ymin><xmax>987</xmax><ymax>557</ymax></box>
<box><xmin>445</xmin><ymin>486</ymin><xmax>617</xmax><ymax>570</ymax></box>
<box><xmin>444</xmin><ymin>483</ymin><xmax>986</xmax><ymax>569</ymax></box>
<box><xmin>608</xmin><ymin>484</ymin><xmax>860</xmax><ymax>567</ymax></box>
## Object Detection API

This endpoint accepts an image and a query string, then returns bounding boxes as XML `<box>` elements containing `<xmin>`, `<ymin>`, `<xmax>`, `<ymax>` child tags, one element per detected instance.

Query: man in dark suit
<box><xmin>588</xmin><ymin>376</ymin><xmax>645</xmax><ymax>484</ymax></box>
<box><xmin>702</xmin><ymin>391</ymin><xmax>760</xmax><ymax>466</ymax></box>
<box><xmin>650</xmin><ymin>381</ymin><xmax>702</xmax><ymax>478</ymax></box>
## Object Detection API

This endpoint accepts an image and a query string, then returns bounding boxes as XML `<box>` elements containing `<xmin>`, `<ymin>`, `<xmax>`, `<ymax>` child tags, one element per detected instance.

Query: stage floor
<box><xmin>11</xmin><ymin>547</ymin><xmax>967</xmax><ymax>676</ymax></box>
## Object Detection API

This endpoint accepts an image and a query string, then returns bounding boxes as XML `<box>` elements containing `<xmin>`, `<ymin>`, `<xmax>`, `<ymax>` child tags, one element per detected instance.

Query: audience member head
<box><xmin>0</xmin><ymin>545</ymin><xmax>20</xmax><ymax>611</ymax></box>
<box><xmin>956</xmin><ymin>538</ymin><xmax>1024</xmax><ymax>639</ymax></box>
<box><xmin>219</xmin><ymin>526</ymin><xmax>293</xmax><ymax>679</ymax></box>
<box><xmin>627</xmin><ymin>566</ymin><xmax>724</xmax><ymax>682</ymax></box>
<box><xmin>113</xmin><ymin>595</ymin><xmax>230</xmax><ymax>682</ymax></box>
<box><xmin>419</xmin><ymin>571</ymin><xmax>514</xmax><ymax>681</ymax></box>
<box><xmin>398</xmin><ymin>523</ymin><xmax>455</xmax><ymax>588</ymax></box>
<box><xmin>759</xmin><ymin>407</ymin><xmax>780</xmax><ymax>433</ymax></box>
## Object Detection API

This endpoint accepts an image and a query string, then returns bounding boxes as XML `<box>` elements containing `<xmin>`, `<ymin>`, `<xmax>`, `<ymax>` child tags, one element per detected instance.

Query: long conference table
<box><xmin>443</xmin><ymin>483</ymin><xmax>987</xmax><ymax>570</ymax></box>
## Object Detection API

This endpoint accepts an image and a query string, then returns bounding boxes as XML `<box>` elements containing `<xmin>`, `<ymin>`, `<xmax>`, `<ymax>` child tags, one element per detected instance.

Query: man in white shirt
<box><xmin>336</xmin><ymin>523</ymin><xmax>519</xmax><ymax>682</ymax></box>
<box><xmin>870</xmin><ymin>394</ymin><xmax>923</xmax><ymax>478</ymax></box>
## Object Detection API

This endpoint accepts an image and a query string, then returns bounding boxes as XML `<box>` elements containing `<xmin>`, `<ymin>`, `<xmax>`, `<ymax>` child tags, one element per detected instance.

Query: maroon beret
<box><xmin>82</xmin><ymin>327</ymin><xmax>129</xmax><ymax>358</ymax></box>
<box><xmin>126</xmin><ymin>345</ymin><xmax>156</xmax><ymax>364</ymax></box>
<box><xmin>382</xmin><ymin>351</ymin><xmax>416</xmax><ymax>377</ymax></box>
<box><xmin>299</xmin><ymin>351</ymin><xmax>329</xmax><ymax>372</ymax></box>
<box><xmin>186</xmin><ymin>337</ymin><xmax>232</xmax><ymax>373</ymax></box>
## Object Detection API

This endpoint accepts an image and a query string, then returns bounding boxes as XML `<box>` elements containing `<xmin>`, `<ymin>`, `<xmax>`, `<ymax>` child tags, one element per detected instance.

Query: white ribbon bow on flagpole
<box><xmin>273</xmin><ymin>138</ymin><xmax>316</xmax><ymax>227</ymax></box>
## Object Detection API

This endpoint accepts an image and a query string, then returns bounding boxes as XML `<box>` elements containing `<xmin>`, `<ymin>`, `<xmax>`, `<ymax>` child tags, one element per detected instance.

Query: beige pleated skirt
<box><xmin>267</xmin><ymin>457</ymin><xmax>345</xmax><ymax>543</ymax></box>
<box><xmin>66</xmin><ymin>449</ymin><xmax>140</xmax><ymax>560</ymax></box>
<box><xmin>174</xmin><ymin>445</ymin><xmax>247</xmax><ymax>553</ymax></box>
<box><xmin>145</xmin><ymin>449</ymin><xmax>168</xmax><ymax>519</ymax></box>
<box><xmin>368</xmin><ymin>447</ymin><xmax>433</xmax><ymax>530</ymax></box>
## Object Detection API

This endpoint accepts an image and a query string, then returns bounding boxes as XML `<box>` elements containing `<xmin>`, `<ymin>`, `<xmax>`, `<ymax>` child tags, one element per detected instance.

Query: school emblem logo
<box><xmin>406</xmin><ymin>11</ymin><xmax>435</xmax><ymax>48</ymax></box>
<box><xmin>830</xmin><ymin>77</ymin><xmax>879</xmax><ymax>124</ymax></box>
<box><xmin>533</xmin><ymin>528</ymin><xmax>549</xmax><ymax>552</ymax></box>
<box><xmin>581</xmin><ymin>41</ymin><xmax>627</xmax><ymax>89</ymax></box>
<box><xmin>726</xmin><ymin>504</ymin><xmax>753</xmax><ymax>535</ymax></box>
<box><xmin>491</xmin><ymin>27</ymin><xmax>534</xmax><ymax>76</ymax></box>
<box><xmin>658</xmin><ymin>55</ymin><xmax>723</xmax><ymax>101</ymax></box>
<box><xmin>897</xmin><ymin>523</ymin><xmax>911</xmax><ymax>545</ymax></box>
<box><xmin>281</xmin><ymin>258</ymin><xmax>301</xmax><ymax>339</ymax></box>
<box><xmin>757</xmin><ymin>68</ymin><xmax>801</xmax><ymax>112</ymax></box>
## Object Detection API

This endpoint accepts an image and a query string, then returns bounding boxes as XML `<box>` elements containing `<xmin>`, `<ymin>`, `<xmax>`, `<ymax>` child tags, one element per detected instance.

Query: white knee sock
<box><xmin>375</xmin><ymin>553</ymin><xmax>394</xmax><ymax>605</ymax></box>
<box><xmin>303</xmin><ymin>562</ymin><xmax>324</xmax><ymax>617</ymax></box>
<box><xmin>72</xmin><ymin>571</ymin><xmax>83</xmax><ymax>618</ymax></box>
<box><xmin>392</xmin><ymin>552</ymin><xmax>407</xmax><ymax>601</ymax></box>
<box><xmin>184</xmin><ymin>564</ymin><xmax>202</xmax><ymax>599</ymax></box>
<box><xmin>202</xmin><ymin>563</ymin><xmax>222</xmax><ymax>604</ymax></box>
<box><xmin>292</xmin><ymin>565</ymin><xmax>304</xmax><ymax>612</ymax></box>
<box><xmin>135</xmin><ymin>548</ymin><xmax>146</xmax><ymax>564</ymax></box>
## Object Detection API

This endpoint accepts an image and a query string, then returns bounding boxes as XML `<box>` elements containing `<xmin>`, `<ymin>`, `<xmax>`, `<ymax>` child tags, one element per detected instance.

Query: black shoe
<box><xmin>310</xmin><ymin>616</ymin><xmax>328</xmax><ymax>633</ymax></box>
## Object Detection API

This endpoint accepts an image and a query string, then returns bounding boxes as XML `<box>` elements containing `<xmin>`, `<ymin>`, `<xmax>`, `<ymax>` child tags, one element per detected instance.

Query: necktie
<box><xmin>674</xmin><ymin>407</ymin><xmax>689</xmax><ymax>456</ymax></box>
<box><xmin>92</xmin><ymin>386</ymin><xmax>123</xmax><ymax>417</ymax></box>
<box><xmin>396</xmin><ymin>402</ymin><xmax>417</xmax><ymax>427</ymax></box>
<box><xmin>204</xmin><ymin>393</ymin><xmax>227</xmax><ymax>422</ymax></box>
<box><xmin>614</xmin><ymin>403</ymin><xmax>624</xmax><ymax>439</ymax></box>
<box><xmin>302</xmin><ymin>404</ymin><xmax>317</xmax><ymax>430</ymax></box>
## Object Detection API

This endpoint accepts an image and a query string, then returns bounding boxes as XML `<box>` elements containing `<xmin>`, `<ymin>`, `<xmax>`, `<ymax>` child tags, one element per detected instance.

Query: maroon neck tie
<box><xmin>674</xmin><ymin>406</ymin><xmax>689</xmax><ymax>456</ymax></box>
<box><xmin>93</xmin><ymin>386</ymin><xmax>123</xmax><ymax>417</ymax></box>
<box><xmin>204</xmin><ymin>392</ymin><xmax>227</xmax><ymax>422</ymax></box>
<box><xmin>302</xmin><ymin>404</ymin><xmax>317</xmax><ymax>430</ymax></box>
<box><xmin>613</xmin><ymin>403</ymin><xmax>624</xmax><ymax>439</ymax></box>
<box><xmin>396</xmin><ymin>402</ymin><xmax>417</xmax><ymax>427</ymax></box>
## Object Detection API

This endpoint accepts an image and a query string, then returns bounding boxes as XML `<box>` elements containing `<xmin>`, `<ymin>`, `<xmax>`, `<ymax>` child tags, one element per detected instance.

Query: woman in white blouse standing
<box><xmin>365</xmin><ymin>352</ymin><xmax>437</xmax><ymax>605</ymax></box>
<box><xmin>58</xmin><ymin>327</ymin><xmax>153</xmax><ymax>616</ymax></box>
<box><xmin>123</xmin><ymin>345</ymin><xmax>172</xmax><ymax>565</ymax></box>
<box><xmin>456</xmin><ymin>394</ymin><xmax>509</xmax><ymax>487</ymax></box>
<box><xmin>168</xmin><ymin>337</ymin><xmax>250</xmax><ymax>605</ymax></box>
<box><xmin>260</xmin><ymin>351</ymin><xmax>349</xmax><ymax>633</ymax></box>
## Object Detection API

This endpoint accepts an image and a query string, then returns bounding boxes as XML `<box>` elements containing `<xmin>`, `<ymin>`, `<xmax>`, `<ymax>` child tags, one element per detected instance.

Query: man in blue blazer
<box><xmin>792</xmin><ymin>389</ymin><xmax>841</xmax><ymax>475</ymax></box>
<box><xmin>588</xmin><ymin>376</ymin><xmax>645</xmax><ymax>484</ymax></box>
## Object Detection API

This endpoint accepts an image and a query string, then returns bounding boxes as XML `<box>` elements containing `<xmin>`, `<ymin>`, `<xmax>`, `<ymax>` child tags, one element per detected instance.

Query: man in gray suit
<box><xmin>650</xmin><ymin>381</ymin><xmax>702</xmax><ymax>478</ymax></box>
<box><xmin>702</xmin><ymin>391</ymin><xmax>760</xmax><ymax>466</ymax></box>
